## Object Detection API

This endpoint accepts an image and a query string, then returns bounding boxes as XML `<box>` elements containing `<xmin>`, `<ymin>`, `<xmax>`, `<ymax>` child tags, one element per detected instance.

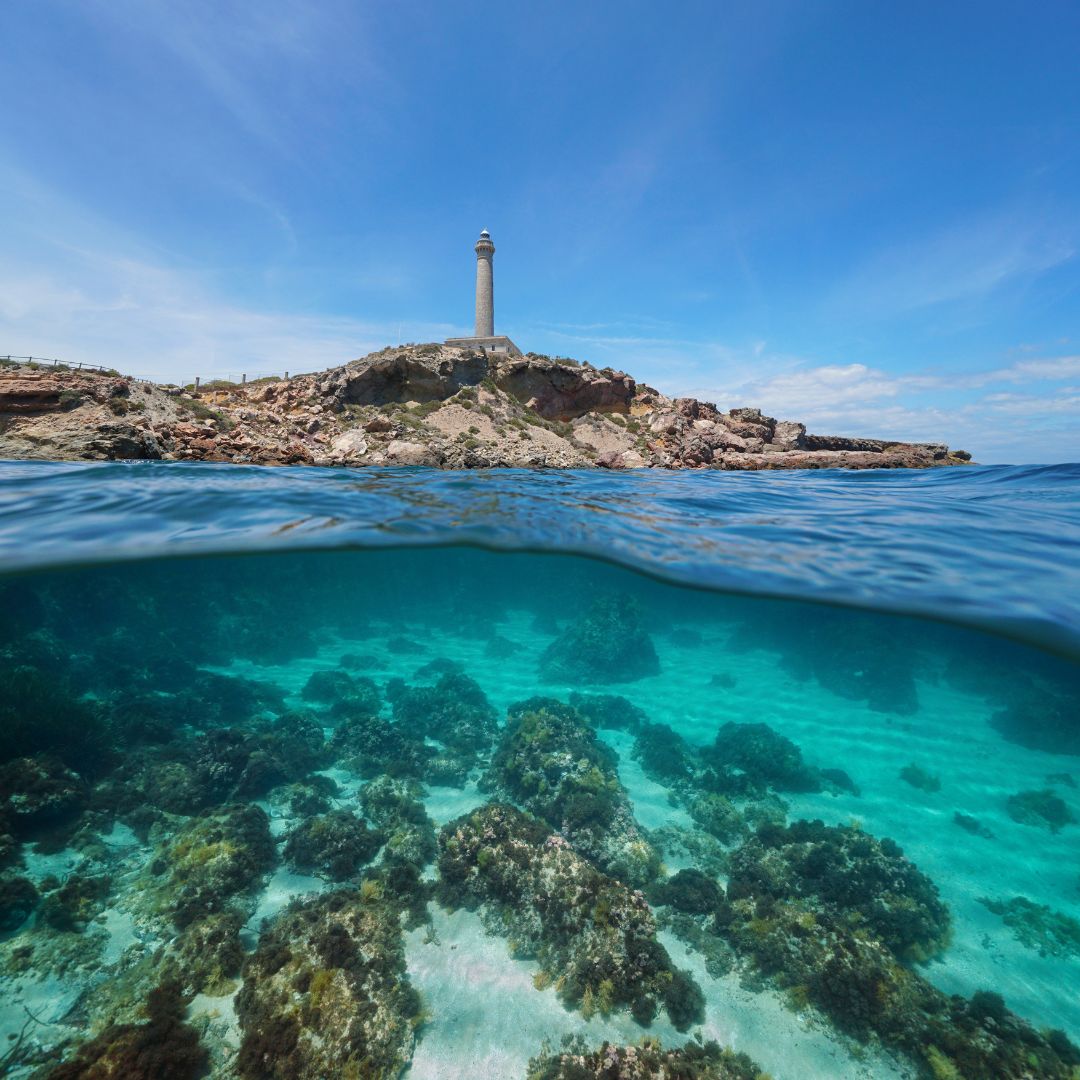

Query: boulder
<box><xmin>771</xmin><ymin>420</ymin><xmax>807</xmax><ymax>450</ymax></box>
<box><xmin>329</xmin><ymin>429</ymin><xmax>369</xmax><ymax>460</ymax></box>
<box><xmin>385</xmin><ymin>439</ymin><xmax>440</xmax><ymax>466</ymax></box>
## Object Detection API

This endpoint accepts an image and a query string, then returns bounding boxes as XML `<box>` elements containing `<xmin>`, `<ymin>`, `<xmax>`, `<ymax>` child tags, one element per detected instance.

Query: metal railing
<box><xmin>0</xmin><ymin>355</ymin><xmax>122</xmax><ymax>375</ymax></box>
<box><xmin>1</xmin><ymin>356</ymin><xmax>301</xmax><ymax>390</ymax></box>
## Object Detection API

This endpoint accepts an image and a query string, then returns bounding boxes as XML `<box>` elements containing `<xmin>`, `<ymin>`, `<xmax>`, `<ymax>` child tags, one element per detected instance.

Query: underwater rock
<box><xmin>651</xmin><ymin>868</ymin><xmax>725</xmax><ymax>917</ymax></box>
<box><xmin>93</xmin><ymin>753</ymin><xmax>206</xmax><ymax>818</ymax></box>
<box><xmin>39</xmin><ymin>872</ymin><xmax>111</xmax><ymax>932</ymax></box>
<box><xmin>989</xmin><ymin>682</ymin><xmax>1080</xmax><ymax>756</ymax></box>
<box><xmin>160</xmin><ymin>803</ymin><xmax>275</xmax><ymax>928</ymax></box>
<box><xmin>359</xmin><ymin>775</ymin><xmax>438</xmax><ymax>870</ymax></box>
<box><xmin>633</xmin><ymin>721</ymin><xmax>696</xmax><ymax>783</ymax></box>
<box><xmin>386</xmin><ymin>635</ymin><xmax>425</xmax><ymax>655</ymax></box>
<box><xmin>952</xmin><ymin>811</ymin><xmax>995</xmax><ymax>839</ymax></box>
<box><xmin>387</xmin><ymin>667</ymin><xmax>499</xmax><ymax>778</ymax></box>
<box><xmin>301</xmin><ymin>668</ymin><xmax>381</xmax><ymax>718</ymax></box>
<box><xmin>272</xmin><ymin>774</ymin><xmax>340</xmax><ymax>817</ymax></box>
<box><xmin>539</xmin><ymin>595</ymin><xmax>660</xmax><ymax>684</ymax></box>
<box><xmin>720</xmin><ymin>891</ymin><xmax>1080</xmax><ymax>1078</ymax></box>
<box><xmin>235</xmin><ymin>888</ymin><xmax>419</xmax><ymax>1079</ymax></box>
<box><xmin>568</xmin><ymin>691</ymin><xmax>649</xmax><ymax>732</ymax></box>
<box><xmin>688</xmin><ymin>793</ymin><xmax>748</xmax><ymax>845</ymax></box>
<box><xmin>183</xmin><ymin>718</ymin><xmax>329</xmax><ymax>804</ymax></box>
<box><xmin>436</xmin><ymin>803</ymin><xmax>703</xmax><ymax>1030</ymax></box>
<box><xmin>0</xmin><ymin>754</ymin><xmax>88</xmax><ymax>836</ymax></box>
<box><xmin>482</xmin><ymin>698</ymin><xmax>661</xmax><ymax>887</ymax></box>
<box><xmin>484</xmin><ymin>634</ymin><xmax>519</xmax><ymax>659</ymax></box>
<box><xmin>160</xmin><ymin>669</ymin><xmax>286</xmax><ymax>730</ymax></box>
<box><xmin>649</xmin><ymin>824</ymin><xmax>731</xmax><ymax>879</ymax></box>
<box><xmin>727</xmin><ymin>819</ymin><xmax>951</xmax><ymax>962</ymax></box>
<box><xmin>731</xmin><ymin>606</ymin><xmax>920</xmax><ymax>715</ymax></box>
<box><xmin>0</xmin><ymin>659</ymin><xmax>108</xmax><ymax>768</ymax></box>
<box><xmin>102</xmin><ymin>713</ymin><xmax>331</xmax><ymax>818</ymax></box>
<box><xmin>818</xmin><ymin>767</ymin><xmax>860</xmax><ymax>796</ymax></box>
<box><xmin>1005</xmin><ymin>788</ymin><xmax>1077</xmax><ymax>833</ymax></box>
<box><xmin>47</xmin><ymin>979</ymin><xmax>208</xmax><ymax>1080</ymax></box>
<box><xmin>0</xmin><ymin>872</ymin><xmax>39</xmax><ymax>931</ymax></box>
<box><xmin>330</xmin><ymin>712</ymin><xmax>431</xmax><ymax>780</ymax></box>
<box><xmin>163</xmin><ymin>908</ymin><xmax>247</xmax><ymax>997</ymax></box>
<box><xmin>979</xmin><ymin>896</ymin><xmax>1080</xmax><ymax>959</ymax></box>
<box><xmin>703</xmin><ymin>722</ymin><xmax>824</xmax><ymax>795</ymax></box>
<box><xmin>899</xmin><ymin>762</ymin><xmax>941</xmax><ymax>793</ymax></box>
<box><xmin>284</xmin><ymin>809</ymin><xmax>385</xmax><ymax>881</ymax></box>
<box><xmin>525</xmin><ymin>1035</ymin><xmax>767</xmax><ymax>1080</ymax></box>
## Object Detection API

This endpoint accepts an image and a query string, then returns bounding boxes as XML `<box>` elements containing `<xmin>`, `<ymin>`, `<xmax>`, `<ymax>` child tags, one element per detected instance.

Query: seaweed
<box><xmin>359</xmin><ymin>775</ymin><xmax>437</xmax><ymax>869</ymax></box>
<box><xmin>727</xmin><ymin>819</ymin><xmax>951</xmax><ymax>962</ymax></box>
<box><xmin>482</xmin><ymin>698</ymin><xmax>660</xmax><ymax>886</ymax></box>
<box><xmin>703</xmin><ymin>723</ymin><xmax>823</xmax><ymax>795</ymax></box>
<box><xmin>979</xmin><ymin>896</ymin><xmax>1080</xmax><ymax>958</ymax></box>
<box><xmin>436</xmin><ymin>803</ymin><xmax>701</xmax><ymax>1029</ymax></box>
<box><xmin>235</xmin><ymin>889</ymin><xmax>418</xmax><ymax>1079</ymax></box>
<box><xmin>1005</xmin><ymin>788</ymin><xmax>1076</xmax><ymax>833</ymax></box>
<box><xmin>539</xmin><ymin>594</ymin><xmax>660</xmax><ymax>684</ymax></box>
<box><xmin>0</xmin><ymin>873</ymin><xmax>39</xmax><ymax>932</ymax></box>
<box><xmin>283</xmin><ymin>810</ymin><xmax>385</xmax><ymax>881</ymax></box>
<box><xmin>47</xmin><ymin>980</ymin><xmax>207</xmax><ymax>1080</ymax></box>
<box><xmin>952</xmin><ymin>811</ymin><xmax>995</xmax><ymax>839</ymax></box>
<box><xmin>163</xmin><ymin>803</ymin><xmax>275</xmax><ymax>928</ymax></box>
<box><xmin>0</xmin><ymin>755</ymin><xmax>88</xmax><ymax>837</ymax></box>
<box><xmin>650</xmin><ymin>868</ymin><xmax>726</xmax><ymax>916</ymax></box>
<box><xmin>899</xmin><ymin>763</ymin><xmax>941</xmax><ymax>793</ymax></box>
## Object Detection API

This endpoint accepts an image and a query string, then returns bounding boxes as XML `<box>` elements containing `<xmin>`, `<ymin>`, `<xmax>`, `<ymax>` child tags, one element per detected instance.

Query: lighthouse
<box><xmin>445</xmin><ymin>229</ymin><xmax>522</xmax><ymax>357</ymax></box>
<box><xmin>474</xmin><ymin>229</ymin><xmax>495</xmax><ymax>337</ymax></box>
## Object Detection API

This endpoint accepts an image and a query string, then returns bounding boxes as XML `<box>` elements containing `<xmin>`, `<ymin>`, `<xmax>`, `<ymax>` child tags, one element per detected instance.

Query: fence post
<box><xmin>195</xmin><ymin>376</ymin><xmax>201</xmax><ymax>391</ymax></box>
<box><xmin>284</xmin><ymin>371</ymin><xmax>289</xmax><ymax>380</ymax></box>
<box><xmin>242</xmin><ymin>373</ymin><xmax>247</xmax><ymax>384</ymax></box>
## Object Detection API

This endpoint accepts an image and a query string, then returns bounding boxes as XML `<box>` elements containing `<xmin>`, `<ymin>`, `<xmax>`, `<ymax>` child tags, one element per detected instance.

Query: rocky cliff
<box><xmin>0</xmin><ymin>346</ymin><xmax>972</xmax><ymax>469</ymax></box>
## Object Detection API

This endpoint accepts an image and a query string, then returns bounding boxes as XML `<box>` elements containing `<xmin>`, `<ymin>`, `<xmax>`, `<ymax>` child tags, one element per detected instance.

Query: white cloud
<box><xmin>0</xmin><ymin>249</ymin><xmax>451</xmax><ymax>383</ymax></box>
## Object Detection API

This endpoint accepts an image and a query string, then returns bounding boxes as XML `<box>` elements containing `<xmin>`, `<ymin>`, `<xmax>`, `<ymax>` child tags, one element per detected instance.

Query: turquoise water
<box><xmin>1</xmin><ymin>462</ymin><xmax>1078</xmax><ymax>1079</ymax></box>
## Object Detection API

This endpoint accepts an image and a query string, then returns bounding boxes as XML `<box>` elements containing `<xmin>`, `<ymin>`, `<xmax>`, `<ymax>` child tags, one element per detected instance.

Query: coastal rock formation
<box><xmin>0</xmin><ymin>347</ymin><xmax>973</xmax><ymax>468</ymax></box>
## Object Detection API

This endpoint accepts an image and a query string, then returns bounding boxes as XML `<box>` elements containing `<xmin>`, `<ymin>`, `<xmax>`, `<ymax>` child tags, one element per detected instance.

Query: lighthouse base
<box><xmin>444</xmin><ymin>335</ymin><xmax>522</xmax><ymax>358</ymax></box>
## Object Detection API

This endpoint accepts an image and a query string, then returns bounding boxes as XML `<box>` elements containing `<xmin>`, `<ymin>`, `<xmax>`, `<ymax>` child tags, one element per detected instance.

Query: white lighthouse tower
<box><xmin>445</xmin><ymin>228</ymin><xmax>521</xmax><ymax>356</ymax></box>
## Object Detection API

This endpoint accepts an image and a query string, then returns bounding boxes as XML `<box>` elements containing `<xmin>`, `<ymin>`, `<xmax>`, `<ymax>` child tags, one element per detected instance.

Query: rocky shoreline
<box><xmin>0</xmin><ymin>345</ymin><xmax>972</xmax><ymax>468</ymax></box>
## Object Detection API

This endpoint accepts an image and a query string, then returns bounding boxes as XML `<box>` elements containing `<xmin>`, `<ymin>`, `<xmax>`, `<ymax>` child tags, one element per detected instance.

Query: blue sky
<box><xmin>1</xmin><ymin>1</ymin><xmax>1078</xmax><ymax>462</ymax></box>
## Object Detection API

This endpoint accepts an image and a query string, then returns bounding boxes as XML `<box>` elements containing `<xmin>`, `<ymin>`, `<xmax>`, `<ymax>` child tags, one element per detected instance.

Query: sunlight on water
<box><xmin>1</xmin><ymin>546</ymin><xmax>1078</xmax><ymax>1079</ymax></box>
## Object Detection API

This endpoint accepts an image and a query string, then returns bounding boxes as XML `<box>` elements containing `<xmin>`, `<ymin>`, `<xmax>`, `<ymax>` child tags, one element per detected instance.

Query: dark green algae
<box><xmin>0</xmin><ymin>547</ymin><xmax>1077</xmax><ymax>1079</ymax></box>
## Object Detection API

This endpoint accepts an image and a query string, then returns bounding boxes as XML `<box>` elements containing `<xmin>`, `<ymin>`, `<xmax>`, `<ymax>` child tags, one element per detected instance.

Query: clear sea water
<box><xmin>0</xmin><ymin>461</ymin><xmax>1078</xmax><ymax>1080</ymax></box>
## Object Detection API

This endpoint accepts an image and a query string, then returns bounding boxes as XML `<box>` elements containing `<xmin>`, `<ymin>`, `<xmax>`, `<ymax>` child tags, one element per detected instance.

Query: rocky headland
<box><xmin>0</xmin><ymin>346</ymin><xmax>972</xmax><ymax>468</ymax></box>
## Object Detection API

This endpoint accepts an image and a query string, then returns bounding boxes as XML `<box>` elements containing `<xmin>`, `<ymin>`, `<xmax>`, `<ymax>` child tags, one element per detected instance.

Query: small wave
<box><xmin>1</xmin><ymin>460</ymin><xmax>1078</xmax><ymax>657</ymax></box>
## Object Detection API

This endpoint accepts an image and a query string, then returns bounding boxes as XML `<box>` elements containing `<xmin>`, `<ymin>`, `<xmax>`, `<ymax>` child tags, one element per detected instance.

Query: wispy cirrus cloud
<box><xmin>825</xmin><ymin>206</ymin><xmax>1077</xmax><ymax>320</ymax></box>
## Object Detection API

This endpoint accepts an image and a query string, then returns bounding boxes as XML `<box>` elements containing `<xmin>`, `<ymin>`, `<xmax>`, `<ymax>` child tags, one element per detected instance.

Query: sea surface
<box><xmin>0</xmin><ymin>461</ymin><xmax>1078</xmax><ymax>1080</ymax></box>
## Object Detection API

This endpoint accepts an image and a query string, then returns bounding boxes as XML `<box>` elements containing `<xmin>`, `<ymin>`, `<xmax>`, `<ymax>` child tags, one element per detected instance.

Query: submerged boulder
<box><xmin>284</xmin><ymin>809</ymin><xmax>385</xmax><ymax>881</ymax></box>
<box><xmin>481</xmin><ymin>697</ymin><xmax>660</xmax><ymax>887</ymax></box>
<box><xmin>235</xmin><ymin>889</ymin><xmax>420</xmax><ymax>1079</ymax></box>
<box><xmin>727</xmin><ymin>819</ymin><xmax>951</xmax><ymax>962</ymax></box>
<box><xmin>526</xmin><ymin>1037</ymin><xmax>766</xmax><ymax>1080</ymax></box>
<box><xmin>437</xmin><ymin>802</ymin><xmax>702</xmax><ymax>1030</ymax></box>
<box><xmin>540</xmin><ymin>595</ymin><xmax>659</xmax><ymax>684</ymax></box>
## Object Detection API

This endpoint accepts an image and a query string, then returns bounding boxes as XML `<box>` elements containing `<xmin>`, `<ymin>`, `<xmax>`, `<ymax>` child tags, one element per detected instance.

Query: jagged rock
<box><xmin>495</xmin><ymin>356</ymin><xmax>635</xmax><ymax>420</ymax></box>
<box><xmin>0</xmin><ymin>347</ymin><xmax>971</xmax><ymax>469</ymax></box>
<box><xmin>771</xmin><ymin>420</ymin><xmax>807</xmax><ymax>449</ymax></box>
<box><xmin>329</xmin><ymin>429</ymin><xmax>369</xmax><ymax>460</ymax></box>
